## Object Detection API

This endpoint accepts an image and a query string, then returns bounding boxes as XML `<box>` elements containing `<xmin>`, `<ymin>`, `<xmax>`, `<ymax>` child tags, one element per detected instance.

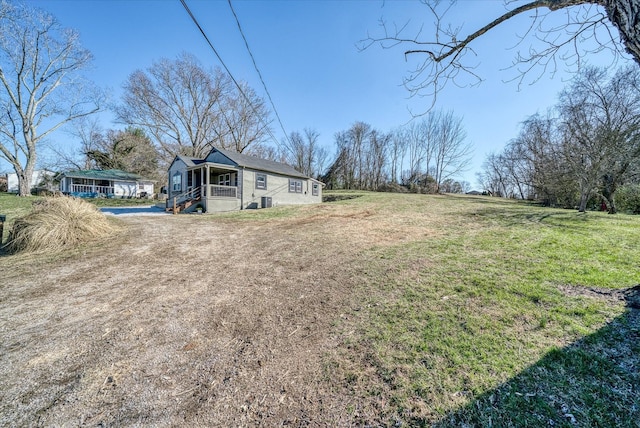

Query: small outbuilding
<box><xmin>59</xmin><ymin>169</ymin><xmax>154</xmax><ymax>199</ymax></box>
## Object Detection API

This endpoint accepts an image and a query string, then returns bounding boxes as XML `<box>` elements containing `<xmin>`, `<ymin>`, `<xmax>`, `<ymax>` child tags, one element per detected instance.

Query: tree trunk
<box><xmin>17</xmin><ymin>171</ymin><xmax>32</xmax><ymax>197</ymax></box>
<box><xmin>605</xmin><ymin>0</ymin><xmax>640</xmax><ymax>66</ymax></box>
<box><xmin>601</xmin><ymin>176</ymin><xmax>619</xmax><ymax>214</ymax></box>
<box><xmin>16</xmin><ymin>155</ymin><xmax>36</xmax><ymax>197</ymax></box>
<box><xmin>578</xmin><ymin>186</ymin><xmax>591</xmax><ymax>212</ymax></box>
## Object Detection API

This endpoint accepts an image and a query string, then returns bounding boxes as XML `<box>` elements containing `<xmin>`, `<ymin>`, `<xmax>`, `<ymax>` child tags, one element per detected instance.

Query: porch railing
<box><xmin>209</xmin><ymin>184</ymin><xmax>237</xmax><ymax>198</ymax></box>
<box><xmin>71</xmin><ymin>184</ymin><xmax>114</xmax><ymax>194</ymax></box>
<box><xmin>165</xmin><ymin>187</ymin><xmax>200</xmax><ymax>214</ymax></box>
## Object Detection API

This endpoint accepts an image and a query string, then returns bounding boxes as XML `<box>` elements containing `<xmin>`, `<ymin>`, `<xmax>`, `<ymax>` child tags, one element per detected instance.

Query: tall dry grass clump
<box><xmin>4</xmin><ymin>196</ymin><xmax>120</xmax><ymax>254</ymax></box>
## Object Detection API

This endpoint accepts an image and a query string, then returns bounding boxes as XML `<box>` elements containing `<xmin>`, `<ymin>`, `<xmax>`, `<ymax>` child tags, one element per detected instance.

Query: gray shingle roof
<box><xmin>208</xmin><ymin>148</ymin><xmax>308</xmax><ymax>179</ymax></box>
<box><xmin>176</xmin><ymin>155</ymin><xmax>205</xmax><ymax>167</ymax></box>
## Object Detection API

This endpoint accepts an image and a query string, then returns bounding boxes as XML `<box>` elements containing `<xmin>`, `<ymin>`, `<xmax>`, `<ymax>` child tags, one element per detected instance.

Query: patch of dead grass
<box><xmin>0</xmin><ymin>202</ymin><xmax>390</xmax><ymax>426</ymax></box>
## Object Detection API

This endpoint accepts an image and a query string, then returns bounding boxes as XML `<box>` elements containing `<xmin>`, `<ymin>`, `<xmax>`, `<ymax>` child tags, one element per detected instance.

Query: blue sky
<box><xmin>6</xmin><ymin>0</ymin><xmax>633</xmax><ymax>187</ymax></box>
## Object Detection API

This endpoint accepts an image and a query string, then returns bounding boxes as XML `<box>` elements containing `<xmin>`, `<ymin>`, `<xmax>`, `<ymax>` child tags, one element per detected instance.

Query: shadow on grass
<box><xmin>465</xmin><ymin>205</ymin><xmax>599</xmax><ymax>230</ymax></box>
<box><xmin>322</xmin><ymin>193</ymin><xmax>364</xmax><ymax>203</ymax></box>
<box><xmin>432</xmin><ymin>287</ymin><xmax>640</xmax><ymax>428</ymax></box>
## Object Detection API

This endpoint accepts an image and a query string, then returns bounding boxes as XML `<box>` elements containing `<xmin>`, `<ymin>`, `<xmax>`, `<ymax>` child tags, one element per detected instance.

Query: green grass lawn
<box><xmin>325</xmin><ymin>192</ymin><xmax>640</xmax><ymax>426</ymax></box>
<box><xmin>0</xmin><ymin>193</ymin><xmax>42</xmax><ymax>244</ymax></box>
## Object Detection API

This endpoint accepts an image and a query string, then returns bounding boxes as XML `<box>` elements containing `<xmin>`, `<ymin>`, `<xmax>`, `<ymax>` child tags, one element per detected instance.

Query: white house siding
<box><xmin>114</xmin><ymin>181</ymin><xmax>137</xmax><ymax>198</ymax></box>
<box><xmin>137</xmin><ymin>181</ymin><xmax>154</xmax><ymax>197</ymax></box>
<box><xmin>6</xmin><ymin>170</ymin><xmax>53</xmax><ymax>193</ymax></box>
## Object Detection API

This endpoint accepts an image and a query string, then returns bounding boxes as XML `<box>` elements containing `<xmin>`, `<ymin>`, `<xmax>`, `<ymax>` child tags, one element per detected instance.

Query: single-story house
<box><xmin>6</xmin><ymin>169</ymin><xmax>55</xmax><ymax>193</ymax></box>
<box><xmin>167</xmin><ymin>147</ymin><xmax>323</xmax><ymax>213</ymax></box>
<box><xmin>59</xmin><ymin>169</ymin><xmax>155</xmax><ymax>198</ymax></box>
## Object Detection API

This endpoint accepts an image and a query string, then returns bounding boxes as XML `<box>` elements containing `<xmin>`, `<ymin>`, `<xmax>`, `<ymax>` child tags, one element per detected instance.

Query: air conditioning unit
<box><xmin>261</xmin><ymin>196</ymin><xmax>272</xmax><ymax>208</ymax></box>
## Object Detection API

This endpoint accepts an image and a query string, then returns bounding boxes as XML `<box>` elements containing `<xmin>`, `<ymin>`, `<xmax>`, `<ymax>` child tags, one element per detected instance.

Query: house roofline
<box><xmin>60</xmin><ymin>169</ymin><xmax>155</xmax><ymax>182</ymax></box>
<box><xmin>173</xmin><ymin>148</ymin><xmax>325</xmax><ymax>185</ymax></box>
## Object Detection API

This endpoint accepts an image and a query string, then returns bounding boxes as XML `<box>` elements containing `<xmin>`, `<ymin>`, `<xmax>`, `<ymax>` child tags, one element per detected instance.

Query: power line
<box><xmin>227</xmin><ymin>0</ymin><xmax>291</xmax><ymax>148</ymax></box>
<box><xmin>179</xmin><ymin>0</ymin><xmax>283</xmax><ymax>150</ymax></box>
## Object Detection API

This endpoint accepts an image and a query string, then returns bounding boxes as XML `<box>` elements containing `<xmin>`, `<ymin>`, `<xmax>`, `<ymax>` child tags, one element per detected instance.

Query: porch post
<box><xmin>204</xmin><ymin>164</ymin><xmax>209</xmax><ymax>211</ymax></box>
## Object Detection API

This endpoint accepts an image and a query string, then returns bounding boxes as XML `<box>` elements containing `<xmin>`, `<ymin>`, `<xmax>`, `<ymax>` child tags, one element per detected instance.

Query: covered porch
<box><xmin>183</xmin><ymin>163</ymin><xmax>241</xmax><ymax>213</ymax></box>
<box><xmin>64</xmin><ymin>177</ymin><xmax>114</xmax><ymax>198</ymax></box>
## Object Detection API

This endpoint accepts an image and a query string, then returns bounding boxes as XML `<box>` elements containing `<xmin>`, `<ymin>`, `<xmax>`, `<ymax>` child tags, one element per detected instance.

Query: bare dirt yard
<box><xmin>0</xmin><ymin>198</ymin><xmax>415</xmax><ymax>427</ymax></box>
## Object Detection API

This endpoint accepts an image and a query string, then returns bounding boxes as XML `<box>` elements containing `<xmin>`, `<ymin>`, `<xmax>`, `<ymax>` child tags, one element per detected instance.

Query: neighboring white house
<box><xmin>59</xmin><ymin>169</ymin><xmax>155</xmax><ymax>198</ymax></box>
<box><xmin>6</xmin><ymin>170</ymin><xmax>55</xmax><ymax>193</ymax></box>
<box><xmin>167</xmin><ymin>147</ymin><xmax>323</xmax><ymax>213</ymax></box>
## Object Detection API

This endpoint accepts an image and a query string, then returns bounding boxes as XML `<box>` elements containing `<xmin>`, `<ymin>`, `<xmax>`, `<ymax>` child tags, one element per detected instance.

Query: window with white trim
<box><xmin>256</xmin><ymin>173</ymin><xmax>267</xmax><ymax>190</ymax></box>
<box><xmin>289</xmin><ymin>179</ymin><xmax>303</xmax><ymax>193</ymax></box>
<box><xmin>172</xmin><ymin>172</ymin><xmax>182</xmax><ymax>191</ymax></box>
<box><xmin>312</xmin><ymin>183</ymin><xmax>319</xmax><ymax>196</ymax></box>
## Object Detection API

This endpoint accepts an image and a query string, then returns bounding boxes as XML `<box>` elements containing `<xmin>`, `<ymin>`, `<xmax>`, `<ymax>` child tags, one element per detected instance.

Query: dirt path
<box><xmin>0</xmin><ymin>206</ymin><xmax>383</xmax><ymax>426</ymax></box>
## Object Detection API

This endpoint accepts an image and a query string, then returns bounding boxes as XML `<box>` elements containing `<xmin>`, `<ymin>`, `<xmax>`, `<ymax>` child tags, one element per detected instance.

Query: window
<box><xmin>312</xmin><ymin>183</ymin><xmax>319</xmax><ymax>196</ymax></box>
<box><xmin>73</xmin><ymin>178</ymin><xmax>91</xmax><ymax>185</ymax></box>
<box><xmin>172</xmin><ymin>173</ymin><xmax>182</xmax><ymax>191</ymax></box>
<box><xmin>289</xmin><ymin>179</ymin><xmax>302</xmax><ymax>193</ymax></box>
<box><xmin>256</xmin><ymin>173</ymin><xmax>267</xmax><ymax>190</ymax></box>
<box><xmin>218</xmin><ymin>173</ymin><xmax>231</xmax><ymax>186</ymax></box>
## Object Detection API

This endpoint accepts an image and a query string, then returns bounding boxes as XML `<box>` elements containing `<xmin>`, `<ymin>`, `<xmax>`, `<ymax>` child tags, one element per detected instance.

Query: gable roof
<box><xmin>60</xmin><ymin>169</ymin><xmax>153</xmax><ymax>182</ymax></box>
<box><xmin>174</xmin><ymin>155</ymin><xmax>205</xmax><ymax>168</ymax></box>
<box><xmin>205</xmin><ymin>147</ymin><xmax>308</xmax><ymax>179</ymax></box>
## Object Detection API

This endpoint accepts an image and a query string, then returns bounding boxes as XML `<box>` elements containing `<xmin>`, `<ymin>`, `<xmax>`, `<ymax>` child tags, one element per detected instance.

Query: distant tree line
<box><xmin>283</xmin><ymin>112</ymin><xmax>473</xmax><ymax>194</ymax></box>
<box><xmin>479</xmin><ymin>66</ymin><xmax>640</xmax><ymax>214</ymax></box>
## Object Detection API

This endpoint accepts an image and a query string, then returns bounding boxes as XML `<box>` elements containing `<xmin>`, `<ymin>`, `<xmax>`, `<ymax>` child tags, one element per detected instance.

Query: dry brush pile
<box><xmin>3</xmin><ymin>196</ymin><xmax>119</xmax><ymax>254</ymax></box>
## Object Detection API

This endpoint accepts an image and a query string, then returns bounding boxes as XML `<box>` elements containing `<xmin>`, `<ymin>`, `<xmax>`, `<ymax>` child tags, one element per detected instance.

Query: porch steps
<box><xmin>166</xmin><ymin>187</ymin><xmax>203</xmax><ymax>214</ymax></box>
<box><xmin>166</xmin><ymin>196</ymin><xmax>201</xmax><ymax>214</ymax></box>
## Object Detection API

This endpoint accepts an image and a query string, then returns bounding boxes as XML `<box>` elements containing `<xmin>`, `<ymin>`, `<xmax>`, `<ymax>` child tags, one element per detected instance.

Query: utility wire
<box><xmin>227</xmin><ymin>0</ymin><xmax>291</xmax><ymax>148</ymax></box>
<box><xmin>179</xmin><ymin>0</ymin><xmax>283</xmax><ymax>150</ymax></box>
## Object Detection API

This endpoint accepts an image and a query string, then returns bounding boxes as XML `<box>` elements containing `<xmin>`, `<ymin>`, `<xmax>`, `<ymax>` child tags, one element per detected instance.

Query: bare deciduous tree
<box><xmin>218</xmin><ymin>81</ymin><xmax>273</xmax><ymax>154</ymax></box>
<box><xmin>407</xmin><ymin>110</ymin><xmax>472</xmax><ymax>192</ymax></box>
<box><xmin>118</xmin><ymin>53</ymin><xmax>272</xmax><ymax>164</ymax></box>
<box><xmin>558</xmin><ymin>65</ymin><xmax>640</xmax><ymax>212</ymax></box>
<box><xmin>389</xmin><ymin>127</ymin><xmax>408</xmax><ymax>183</ymax></box>
<box><xmin>118</xmin><ymin>53</ymin><xmax>229</xmax><ymax>161</ymax></box>
<box><xmin>283</xmin><ymin>128</ymin><xmax>327</xmax><ymax>178</ymax></box>
<box><xmin>324</xmin><ymin>122</ymin><xmax>392</xmax><ymax>190</ymax></box>
<box><xmin>0</xmin><ymin>1</ymin><xmax>100</xmax><ymax>196</ymax></box>
<box><xmin>47</xmin><ymin>117</ymin><xmax>104</xmax><ymax>171</ymax></box>
<box><xmin>483</xmin><ymin>66</ymin><xmax>640</xmax><ymax>211</ymax></box>
<box><xmin>363</xmin><ymin>0</ymin><xmax>640</xmax><ymax>106</ymax></box>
